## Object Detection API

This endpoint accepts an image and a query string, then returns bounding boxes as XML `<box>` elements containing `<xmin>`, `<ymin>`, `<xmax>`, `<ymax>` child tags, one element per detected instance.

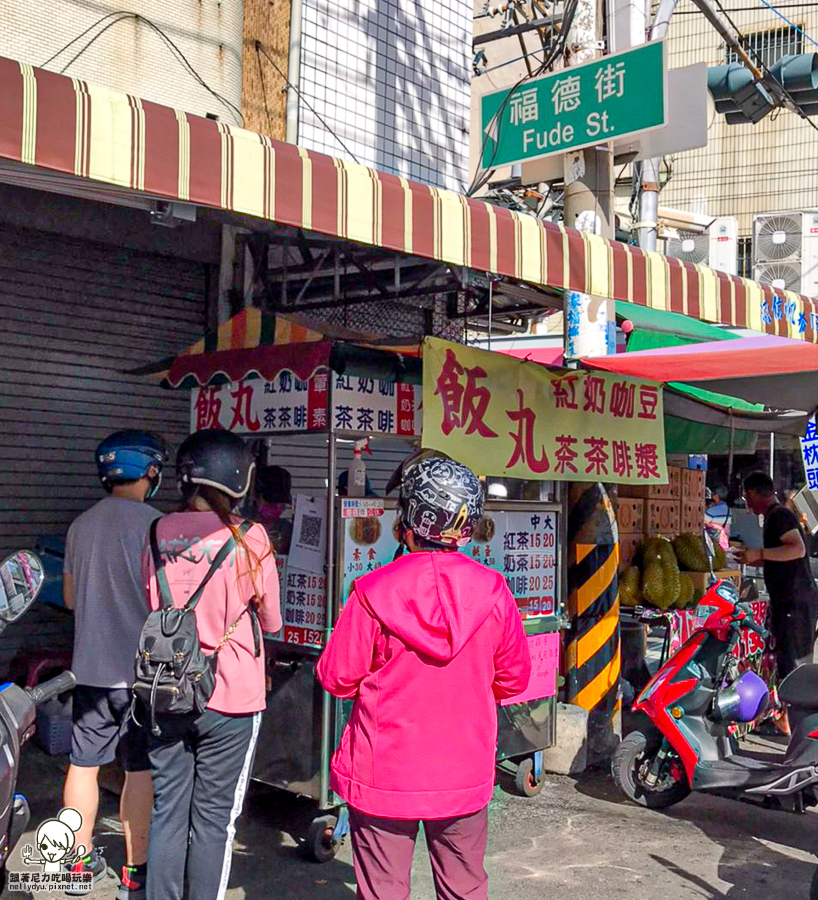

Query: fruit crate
<box><xmin>617</xmin><ymin>498</ymin><xmax>644</xmax><ymax>534</ymax></box>
<box><xmin>643</xmin><ymin>499</ymin><xmax>680</xmax><ymax>535</ymax></box>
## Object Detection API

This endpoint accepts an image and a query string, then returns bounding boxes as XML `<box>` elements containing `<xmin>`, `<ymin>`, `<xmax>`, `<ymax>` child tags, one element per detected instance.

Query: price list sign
<box><xmin>466</xmin><ymin>510</ymin><xmax>558</xmax><ymax>620</ymax></box>
<box><xmin>268</xmin><ymin>558</ymin><xmax>327</xmax><ymax>649</ymax></box>
<box><xmin>340</xmin><ymin>508</ymin><xmax>559</xmax><ymax>623</ymax></box>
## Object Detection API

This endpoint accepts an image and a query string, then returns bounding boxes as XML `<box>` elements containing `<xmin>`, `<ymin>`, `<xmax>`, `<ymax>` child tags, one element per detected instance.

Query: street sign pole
<box><xmin>561</xmin><ymin>0</ymin><xmax>622</xmax><ymax>769</ymax></box>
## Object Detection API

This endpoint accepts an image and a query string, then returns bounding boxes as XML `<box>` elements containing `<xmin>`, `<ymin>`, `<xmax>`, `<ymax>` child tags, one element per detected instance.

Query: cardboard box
<box><xmin>619</xmin><ymin>467</ymin><xmax>681</xmax><ymax>501</ymax></box>
<box><xmin>680</xmin><ymin>501</ymin><xmax>706</xmax><ymax>534</ymax></box>
<box><xmin>644</xmin><ymin>498</ymin><xmax>680</xmax><ymax>536</ymax></box>
<box><xmin>617</xmin><ymin>498</ymin><xmax>645</xmax><ymax>534</ymax></box>
<box><xmin>618</xmin><ymin>534</ymin><xmax>643</xmax><ymax>572</ymax></box>
<box><xmin>686</xmin><ymin>569</ymin><xmax>741</xmax><ymax>594</ymax></box>
<box><xmin>682</xmin><ymin>467</ymin><xmax>706</xmax><ymax>502</ymax></box>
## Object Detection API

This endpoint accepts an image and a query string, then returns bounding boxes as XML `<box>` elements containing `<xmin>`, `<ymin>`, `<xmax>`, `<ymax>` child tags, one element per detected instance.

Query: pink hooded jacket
<box><xmin>317</xmin><ymin>551</ymin><xmax>531</xmax><ymax>820</ymax></box>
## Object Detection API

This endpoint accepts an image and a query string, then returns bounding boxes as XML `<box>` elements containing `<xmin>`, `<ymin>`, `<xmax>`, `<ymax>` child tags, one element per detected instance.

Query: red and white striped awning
<box><xmin>1</xmin><ymin>55</ymin><xmax>816</xmax><ymax>341</ymax></box>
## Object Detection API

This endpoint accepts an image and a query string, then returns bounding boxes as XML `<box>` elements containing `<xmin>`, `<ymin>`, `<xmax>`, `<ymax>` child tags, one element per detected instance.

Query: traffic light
<box><xmin>707</xmin><ymin>63</ymin><xmax>776</xmax><ymax>124</ymax></box>
<box><xmin>707</xmin><ymin>53</ymin><xmax>818</xmax><ymax>124</ymax></box>
<box><xmin>769</xmin><ymin>53</ymin><xmax>818</xmax><ymax>116</ymax></box>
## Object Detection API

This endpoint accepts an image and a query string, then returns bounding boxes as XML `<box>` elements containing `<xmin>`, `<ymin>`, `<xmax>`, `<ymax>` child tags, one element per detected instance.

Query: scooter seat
<box><xmin>778</xmin><ymin>664</ymin><xmax>818</xmax><ymax>710</ymax></box>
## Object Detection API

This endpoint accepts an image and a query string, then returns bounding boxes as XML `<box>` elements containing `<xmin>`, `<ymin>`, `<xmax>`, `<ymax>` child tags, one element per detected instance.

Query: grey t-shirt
<box><xmin>64</xmin><ymin>496</ymin><xmax>161</xmax><ymax>688</ymax></box>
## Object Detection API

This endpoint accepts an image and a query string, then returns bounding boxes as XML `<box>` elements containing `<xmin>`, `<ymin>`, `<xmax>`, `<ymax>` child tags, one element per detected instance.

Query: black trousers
<box><xmin>772</xmin><ymin>600</ymin><xmax>818</xmax><ymax>680</ymax></box>
<box><xmin>146</xmin><ymin>709</ymin><xmax>261</xmax><ymax>900</ymax></box>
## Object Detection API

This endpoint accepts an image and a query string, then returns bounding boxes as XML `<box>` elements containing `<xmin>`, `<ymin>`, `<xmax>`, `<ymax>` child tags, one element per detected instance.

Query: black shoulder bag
<box><xmin>133</xmin><ymin>518</ymin><xmax>258</xmax><ymax>736</ymax></box>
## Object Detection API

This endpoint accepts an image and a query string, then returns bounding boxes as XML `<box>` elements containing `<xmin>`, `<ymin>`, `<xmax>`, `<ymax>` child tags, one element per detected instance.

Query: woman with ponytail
<box><xmin>142</xmin><ymin>430</ymin><xmax>281</xmax><ymax>900</ymax></box>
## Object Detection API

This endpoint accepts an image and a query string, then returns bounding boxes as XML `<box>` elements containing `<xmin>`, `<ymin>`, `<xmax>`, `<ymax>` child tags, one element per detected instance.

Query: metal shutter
<box><xmin>0</xmin><ymin>223</ymin><xmax>208</xmax><ymax>555</ymax></box>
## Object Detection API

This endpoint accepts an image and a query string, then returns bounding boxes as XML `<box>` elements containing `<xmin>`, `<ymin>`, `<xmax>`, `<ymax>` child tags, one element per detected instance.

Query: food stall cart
<box><xmin>157</xmin><ymin>313</ymin><xmax>569</xmax><ymax>861</ymax></box>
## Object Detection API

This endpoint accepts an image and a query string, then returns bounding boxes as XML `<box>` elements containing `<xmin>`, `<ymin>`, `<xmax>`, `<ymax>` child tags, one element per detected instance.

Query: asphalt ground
<box><xmin>4</xmin><ymin>737</ymin><xmax>816</xmax><ymax>899</ymax></box>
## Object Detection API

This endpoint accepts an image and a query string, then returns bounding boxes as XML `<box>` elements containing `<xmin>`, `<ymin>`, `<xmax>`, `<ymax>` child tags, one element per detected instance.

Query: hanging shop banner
<box><xmin>422</xmin><ymin>337</ymin><xmax>667</xmax><ymax>484</ymax></box>
<box><xmin>191</xmin><ymin>371</ymin><xmax>420</xmax><ymax>436</ymax></box>
<box><xmin>341</xmin><ymin>506</ymin><xmax>559</xmax><ymax>624</ymax></box>
<box><xmin>800</xmin><ymin>419</ymin><xmax>818</xmax><ymax>490</ymax></box>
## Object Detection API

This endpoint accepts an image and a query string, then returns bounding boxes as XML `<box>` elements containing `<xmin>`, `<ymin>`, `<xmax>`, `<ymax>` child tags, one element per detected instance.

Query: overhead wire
<box><xmin>754</xmin><ymin>0</ymin><xmax>818</xmax><ymax>48</ymax></box>
<box><xmin>41</xmin><ymin>12</ymin><xmax>244</xmax><ymax>125</ymax></box>
<box><xmin>467</xmin><ymin>0</ymin><xmax>580</xmax><ymax>197</ymax></box>
<box><xmin>255</xmin><ymin>43</ymin><xmax>362</xmax><ymax>164</ymax></box>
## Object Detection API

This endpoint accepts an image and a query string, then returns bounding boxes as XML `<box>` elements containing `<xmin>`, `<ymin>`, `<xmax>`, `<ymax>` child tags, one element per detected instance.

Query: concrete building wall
<box><xmin>662</xmin><ymin>0</ymin><xmax>818</xmax><ymax>236</ymax></box>
<box><xmin>295</xmin><ymin>0</ymin><xmax>472</xmax><ymax>191</ymax></box>
<box><xmin>0</xmin><ymin>0</ymin><xmax>244</xmax><ymax>124</ymax></box>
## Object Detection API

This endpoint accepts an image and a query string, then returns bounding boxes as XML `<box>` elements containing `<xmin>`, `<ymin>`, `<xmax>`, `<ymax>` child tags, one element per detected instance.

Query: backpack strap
<box><xmin>149</xmin><ymin>518</ymin><xmax>175</xmax><ymax>612</ymax></box>
<box><xmin>150</xmin><ymin>519</ymin><xmax>255</xmax><ymax>613</ymax></box>
<box><xmin>184</xmin><ymin>520</ymin><xmax>255</xmax><ymax>613</ymax></box>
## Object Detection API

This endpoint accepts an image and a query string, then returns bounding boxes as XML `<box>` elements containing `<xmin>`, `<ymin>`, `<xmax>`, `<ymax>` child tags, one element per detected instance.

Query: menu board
<box><xmin>267</xmin><ymin>555</ymin><xmax>327</xmax><ymax>650</ymax></box>
<box><xmin>340</xmin><ymin>507</ymin><xmax>559</xmax><ymax>623</ymax></box>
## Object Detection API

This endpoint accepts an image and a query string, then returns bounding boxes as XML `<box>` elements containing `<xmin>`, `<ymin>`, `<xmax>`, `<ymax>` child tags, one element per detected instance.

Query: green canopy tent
<box><xmin>616</xmin><ymin>301</ymin><xmax>759</xmax><ymax>454</ymax></box>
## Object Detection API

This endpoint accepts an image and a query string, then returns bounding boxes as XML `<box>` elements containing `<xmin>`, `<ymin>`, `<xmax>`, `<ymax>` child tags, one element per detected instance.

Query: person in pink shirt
<box><xmin>142</xmin><ymin>430</ymin><xmax>281</xmax><ymax>900</ymax></box>
<box><xmin>317</xmin><ymin>456</ymin><xmax>531</xmax><ymax>900</ymax></box>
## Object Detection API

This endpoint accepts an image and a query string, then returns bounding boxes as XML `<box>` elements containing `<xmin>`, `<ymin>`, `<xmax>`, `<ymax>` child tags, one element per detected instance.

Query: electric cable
<box><xmin>255</xmin><ymin>42</ymin><xmax>276</xmax><ymax>138</ymax></box>
<box><xmin>41</xmin><ymin>12</ymin><xmax>244</xmax><ymax>125</ymax></box>
<box><xmin>466</xmin><ymin>0</ymin><xmax>580</xmax><ymax>197</ymax></box>
<box><xmin>754</xmin><ymin>0</ymin><xmax>818</xmax><ymax>49</ymax></box>
<box><xmin>256</xmin><ymin>43</ymin><xmax>362</xmax><ymax>164</ymax></box>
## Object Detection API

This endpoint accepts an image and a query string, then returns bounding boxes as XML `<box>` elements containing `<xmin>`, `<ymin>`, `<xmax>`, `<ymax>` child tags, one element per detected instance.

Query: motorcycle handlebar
<box><xmin>26</xmin><ymin>671</ymin><xmax>76</xmax><ymax>707</ymax></box>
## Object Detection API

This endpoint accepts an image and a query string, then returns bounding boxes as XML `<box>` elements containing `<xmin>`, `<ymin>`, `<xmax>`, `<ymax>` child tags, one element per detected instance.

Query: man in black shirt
<box><xmin>740</xmin><ymin>472</ymin><xmax>818</xmax><ymax>681</ymax></box>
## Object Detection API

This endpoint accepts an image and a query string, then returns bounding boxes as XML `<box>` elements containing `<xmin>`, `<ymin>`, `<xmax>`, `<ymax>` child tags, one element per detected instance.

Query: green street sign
<box><xmin>480</xmin><ymin>41</ymin><xmax>667</xmax><ymax>169</ymax></box>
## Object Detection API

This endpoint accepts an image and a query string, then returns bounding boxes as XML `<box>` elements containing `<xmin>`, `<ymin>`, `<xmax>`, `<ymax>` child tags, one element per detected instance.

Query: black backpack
<box><xmin>133</xmin><ymin>517</ymin><xmax>259</xmax><ymax>736</ymax></box>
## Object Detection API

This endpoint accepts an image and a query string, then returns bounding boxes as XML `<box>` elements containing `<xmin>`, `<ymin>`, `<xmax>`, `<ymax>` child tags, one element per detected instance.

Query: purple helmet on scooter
<box><xmin>713</xmin><ymin>671</ymin><xmax>769</xmax><ymax>724</ymax></box>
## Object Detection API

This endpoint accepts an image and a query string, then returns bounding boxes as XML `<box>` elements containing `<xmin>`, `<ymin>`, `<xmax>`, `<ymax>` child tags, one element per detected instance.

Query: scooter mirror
<box><xmin>703</xmin><ymin>527</ymin><xmax>716</xmax><ymax>561</ymax></box>
<box><xmin>0</xmin><ymin>551</ymin><xmax>44</xmax><ymax>626</ymax></box>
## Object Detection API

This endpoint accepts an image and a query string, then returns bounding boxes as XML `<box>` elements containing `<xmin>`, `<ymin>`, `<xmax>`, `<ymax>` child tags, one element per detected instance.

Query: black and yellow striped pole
<box><xmin>565</xmin><ymin>482</ymin><xmax>621</xmax><ymax>762</ymax></box>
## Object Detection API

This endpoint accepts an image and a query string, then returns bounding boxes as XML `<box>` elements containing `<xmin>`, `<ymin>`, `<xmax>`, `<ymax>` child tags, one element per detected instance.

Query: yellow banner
<box><xmin>422</xmin><ymin>338</ymin><xmax>667</xmax><ymax>484</ymax></box>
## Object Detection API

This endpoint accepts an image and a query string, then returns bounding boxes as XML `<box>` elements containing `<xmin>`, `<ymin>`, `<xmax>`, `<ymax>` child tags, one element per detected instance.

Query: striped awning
<box><xmin>134</xmin><ymin>307</ymin><xmax>423</xmax><ymax>388</ymax></box>
<box><xmin>2</xmin><ymin>55</ymin><xmax>817</xmax><ymax>342</ymax></box>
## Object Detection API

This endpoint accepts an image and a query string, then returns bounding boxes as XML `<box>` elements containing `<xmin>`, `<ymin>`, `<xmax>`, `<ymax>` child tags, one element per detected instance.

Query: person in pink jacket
<box><xmin>317</xmin><ymin>456</ymin><xmax>531</xmax><ymax>900</ymax></box>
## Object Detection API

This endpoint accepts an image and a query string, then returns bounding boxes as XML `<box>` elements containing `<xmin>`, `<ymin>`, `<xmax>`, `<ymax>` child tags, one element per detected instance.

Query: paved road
<box><xmin>5</xmin><ymin>741</ymin><xmax>816</xmax><ymax>899</ymax></box>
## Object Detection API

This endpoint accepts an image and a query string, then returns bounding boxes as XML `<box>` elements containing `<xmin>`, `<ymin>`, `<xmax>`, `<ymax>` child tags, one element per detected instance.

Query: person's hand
<box><xmin>736</xmin><ymin>548</ymin><xmax>763</xmax><ymax>566</ymax></box>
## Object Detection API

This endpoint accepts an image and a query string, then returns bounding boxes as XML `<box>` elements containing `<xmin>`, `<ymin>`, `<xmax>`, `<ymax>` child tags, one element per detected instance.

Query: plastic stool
<box><xmin>12</xmin><ymin>651</ymin><xmax>73</xmax><ymax>689</ymax></box>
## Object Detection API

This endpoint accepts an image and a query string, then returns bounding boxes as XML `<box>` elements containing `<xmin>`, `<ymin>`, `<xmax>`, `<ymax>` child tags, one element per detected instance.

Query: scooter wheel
<box><xmin>612</xmin><ymin>731</ymin><xmax>691</xmax><ymax>810</ymax></box>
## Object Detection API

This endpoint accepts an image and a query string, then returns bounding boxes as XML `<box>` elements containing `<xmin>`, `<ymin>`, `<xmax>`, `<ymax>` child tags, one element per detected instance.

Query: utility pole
<box><xmin>561</xmin><ymin>0</ymin><xmax>621</xmax><ymax>767</ymax></box>
<box><xmin>637</xmin><ymin>0</ymin><xmax>678</xmax><ymax>251</ymax></box>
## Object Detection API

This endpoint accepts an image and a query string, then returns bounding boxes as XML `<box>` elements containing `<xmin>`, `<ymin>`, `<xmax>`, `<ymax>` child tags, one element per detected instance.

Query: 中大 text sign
<box><xmin>480</xmin><ymin>41</ymin><xmax>666</xmax><ymax>168</ymax></box>
<box><xmin>422</xmin><ymin>338</ymin><xmax>667</xmax><ymax>484</ymax></box>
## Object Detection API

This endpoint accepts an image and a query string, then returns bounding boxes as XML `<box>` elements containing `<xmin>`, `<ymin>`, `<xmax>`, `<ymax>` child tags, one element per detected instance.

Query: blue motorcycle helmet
<box><xmin>96</xmin><ymin>430</ymin><xmax>168</xmax><ymax>499</ymax></box>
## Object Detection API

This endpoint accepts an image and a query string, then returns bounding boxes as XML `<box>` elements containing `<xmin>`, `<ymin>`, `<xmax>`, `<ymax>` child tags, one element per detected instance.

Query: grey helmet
<box><xmin>397</xmin><ymin>457</ymin><xmax>484</xmax><ymax>548</ymax></box>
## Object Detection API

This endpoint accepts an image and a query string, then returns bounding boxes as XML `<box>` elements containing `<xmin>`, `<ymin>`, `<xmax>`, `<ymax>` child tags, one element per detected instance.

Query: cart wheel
<box><xmin>304</xmin><ymin>814</ymin><xmax>339</xmax><ymax>863</ymax></box>
<box><xmin>513</xmin><ymin>758</ymin><xmax>545</xmax><ymax>798</ymax></box>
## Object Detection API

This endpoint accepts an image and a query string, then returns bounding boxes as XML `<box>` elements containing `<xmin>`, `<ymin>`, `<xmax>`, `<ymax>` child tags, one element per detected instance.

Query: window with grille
<box><xmin>737</xmin><ymin>236</ymin><xmax>753</xmax><ymax>278</ymax></box>
<box><xmin>726</xmin><ymin>25</ymin><xmax>803</xmax><ymax>69</ymax></box>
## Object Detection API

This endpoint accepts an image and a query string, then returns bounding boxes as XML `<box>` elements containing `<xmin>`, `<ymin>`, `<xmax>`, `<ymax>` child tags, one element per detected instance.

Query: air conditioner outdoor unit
<box><xmin>665</xmin><ymin>216</ymin><xmax>738</xmax><ymax>274</ymax></box>
<box><xmin>753</xmin><ymin>210</ymin><xmax>818</xmax><ymax>296</ymax></box>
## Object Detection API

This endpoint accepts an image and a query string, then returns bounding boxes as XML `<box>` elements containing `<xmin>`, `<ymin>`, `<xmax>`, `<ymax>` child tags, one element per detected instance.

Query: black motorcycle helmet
<box><xmin>176</xmin><ymin>429</ymin><xmax>255</xmax><ymax>501</ymax></box>
<box><xmin>397</xmin><ymin>456</ymin><xmax>484</xmax><ymax>548</ymax></box>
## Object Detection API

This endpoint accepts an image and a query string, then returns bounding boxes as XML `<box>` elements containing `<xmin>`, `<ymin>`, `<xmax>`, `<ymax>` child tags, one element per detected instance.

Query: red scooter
<box><xmin>613</xmin><ymin>574</ymin><xmax>818</xmax><ymax>813</ymax></box>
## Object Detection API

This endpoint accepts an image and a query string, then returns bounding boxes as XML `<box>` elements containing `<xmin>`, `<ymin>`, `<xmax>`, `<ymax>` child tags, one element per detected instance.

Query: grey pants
<box><xmin>349</xmin><ymin>805</ymin><xmax>489</xmax><ymax>900</ymax></box>
<box><xmin>146</xmin><ymin>709</ymin><xmax>261</xmax><ymax>900</ymax></box>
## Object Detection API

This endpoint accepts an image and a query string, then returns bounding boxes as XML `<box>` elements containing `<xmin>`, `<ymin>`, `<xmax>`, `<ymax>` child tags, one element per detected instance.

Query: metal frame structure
<box><xmin>228</xmin><ymin>225</ymin><xmax>563</xmax><ymax>336</ymax></box>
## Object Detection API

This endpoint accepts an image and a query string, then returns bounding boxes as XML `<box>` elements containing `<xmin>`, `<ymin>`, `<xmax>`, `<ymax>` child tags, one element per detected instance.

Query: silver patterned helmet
<box><xmin>397</xmin><ymin>457</ymin><xmax>484</xmax><ymax>548</ymax></box>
